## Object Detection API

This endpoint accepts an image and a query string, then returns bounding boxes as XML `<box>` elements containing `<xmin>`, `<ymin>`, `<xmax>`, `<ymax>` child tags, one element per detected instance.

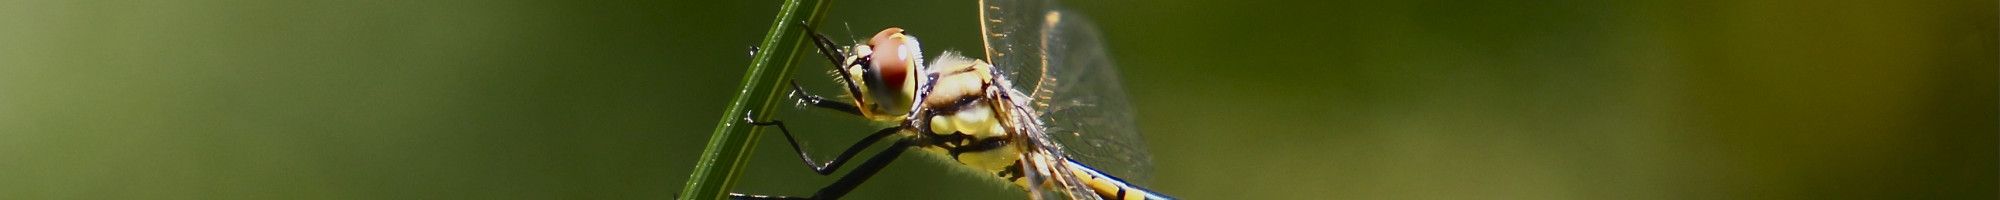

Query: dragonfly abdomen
<box><xmin>1067</xmin><ymin>159</ymin><xmax>1175</xmax><ymax>200</ymax></box>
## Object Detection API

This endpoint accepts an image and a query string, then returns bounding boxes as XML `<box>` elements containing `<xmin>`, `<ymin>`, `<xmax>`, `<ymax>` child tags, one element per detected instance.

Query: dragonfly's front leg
<box><xmin>782</xmin><ymin>80</ymin><xmax>863</xmax><ymax>116</ymax></box>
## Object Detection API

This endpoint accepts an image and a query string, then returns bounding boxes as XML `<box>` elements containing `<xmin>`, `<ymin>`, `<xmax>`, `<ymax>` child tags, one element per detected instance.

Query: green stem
<box><xmin>680</xmin><ymin>0</ymin><xmax>833</xmax><ymax>199</ymax></box>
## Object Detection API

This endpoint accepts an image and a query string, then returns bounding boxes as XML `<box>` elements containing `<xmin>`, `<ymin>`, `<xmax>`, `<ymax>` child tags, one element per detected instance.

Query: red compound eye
<box><xmin>867</xmin><ymin>27</ymin><xmax>910</xmax><ymax>91</ymax></box>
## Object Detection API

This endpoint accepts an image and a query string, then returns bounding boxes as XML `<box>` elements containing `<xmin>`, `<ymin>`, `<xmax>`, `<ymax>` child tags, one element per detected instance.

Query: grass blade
<box><xmin>679</xmin><ymin>0</ymin><xmax>833</xmax><ymax>199</ymax></box>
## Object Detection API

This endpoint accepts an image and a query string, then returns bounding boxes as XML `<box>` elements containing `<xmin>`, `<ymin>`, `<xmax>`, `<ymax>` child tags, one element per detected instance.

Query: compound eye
<box><xmin>866</xmin><ymin>27</ymin><xmax>911</xmax><ymax>92</ymax></box>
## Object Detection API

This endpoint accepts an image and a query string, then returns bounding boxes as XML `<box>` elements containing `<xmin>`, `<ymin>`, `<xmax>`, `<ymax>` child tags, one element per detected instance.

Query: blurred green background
<box><xmin>1</xmin><ymin>0</ymin><xmax>1994</xmax><ymax>199</ymax></box>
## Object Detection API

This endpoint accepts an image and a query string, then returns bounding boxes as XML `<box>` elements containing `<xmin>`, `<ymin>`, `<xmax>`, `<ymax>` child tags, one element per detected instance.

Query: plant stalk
<box><xmin>679</xmin><ymin>0</ymin><xmax>833</xmax><ymax>199</ymax></box>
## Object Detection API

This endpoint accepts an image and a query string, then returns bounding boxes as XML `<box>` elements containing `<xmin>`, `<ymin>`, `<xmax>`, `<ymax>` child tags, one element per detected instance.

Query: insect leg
<box><xmin>798</xmin><ymin>21</ymin><xmax>848</xmax><ymax>68</ymax></box>
<box><xmin>793</xmin><ymin>21</ymin><xmax>878</xmax><ymax>117</ymax></box>
<box><xmin>784</xmin><ymin>80</ymin><xmax>863</xmax><ymax>116</ymax></box>
<box><xmin>730</xmin><ymin>139</ymin><xmax>915</xmax><ymax>200</ymax></box>
<box><xmin>742</xmin><ymin>111</ymin><xmax>896</xmax><ymax>174</ymax></box>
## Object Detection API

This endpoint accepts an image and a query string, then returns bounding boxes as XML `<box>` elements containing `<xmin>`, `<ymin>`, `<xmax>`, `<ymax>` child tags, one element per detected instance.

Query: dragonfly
<box><xmin>728</xmin><ymin>0</ymin><xmax>1169</xmax><ymax>199</ymax></box>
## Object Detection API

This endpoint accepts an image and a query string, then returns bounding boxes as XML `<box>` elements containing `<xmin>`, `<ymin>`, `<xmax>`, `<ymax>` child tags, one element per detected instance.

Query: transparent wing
<box><xmin>993</xmin><ymin>69</ymin><xmax>1094</xmax><ymax>200</ymax></box>
<box><xmin>979</xmin><ymin>0</ymin><xmax>1051</xmax><ymax>92</ymax></box>
<box><xmin>985</xmin><ymin>0</ymin><xmax>1149</xmax><ymax>198</ymax></box>
<box><xmin>1030</xmin><ymin>9</ymin><xmax>1154</xmax><ymax>184</ymax></box>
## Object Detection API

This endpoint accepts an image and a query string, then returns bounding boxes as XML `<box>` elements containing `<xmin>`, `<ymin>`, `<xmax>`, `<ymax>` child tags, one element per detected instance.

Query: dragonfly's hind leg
<box><xmin>729</xmin><ymin>139</ymin><xmax>916</xmax><ymax>200</ymax></box>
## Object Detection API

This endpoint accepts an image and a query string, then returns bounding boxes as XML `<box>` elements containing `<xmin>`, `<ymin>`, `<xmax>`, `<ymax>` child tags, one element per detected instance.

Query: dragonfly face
<box><xmin>824</xmin><ymin>28</ymin><xmax>923</xmax><ymax>121</ymax></box>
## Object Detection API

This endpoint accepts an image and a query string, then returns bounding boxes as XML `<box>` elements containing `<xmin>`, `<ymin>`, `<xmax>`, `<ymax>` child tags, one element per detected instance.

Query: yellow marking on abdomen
<box><xmin>1067</xmin><ymin>160</ymin><xmax>1173</xmax><ymax>200</ymax></box>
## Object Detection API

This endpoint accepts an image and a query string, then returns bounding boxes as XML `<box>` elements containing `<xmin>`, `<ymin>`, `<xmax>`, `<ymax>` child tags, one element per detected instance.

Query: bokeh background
<box><xmin>2</xmin><ymin>0</ymin><xmax>1994</xmax><ymax>199</ymax></box>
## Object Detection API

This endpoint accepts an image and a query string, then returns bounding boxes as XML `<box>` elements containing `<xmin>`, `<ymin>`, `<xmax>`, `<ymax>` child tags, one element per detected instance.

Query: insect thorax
<box><xmin>905</xmin><ymin>52</ymin><xmax>1037</xmax><ymax>188</ymax></box>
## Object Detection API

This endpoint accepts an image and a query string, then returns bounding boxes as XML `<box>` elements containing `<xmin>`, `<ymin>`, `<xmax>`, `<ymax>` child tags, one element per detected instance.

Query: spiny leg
<box><xmin>797</xmin><ymin>21</ymin><xmax>872</xmax><ymax>113</ymax></box>
<box><xmin>798</xmin><ymin>20</ymin><xmax>848</xmax><ymax>69</ymax></box>
<box><xmin>731</xmin><ymin>139</ymin><xmax>915</xmax><ymax>200</ymax></box>
<box><xmin>742</xmin><ymin>111</ymin><xmax>898</xmax><ymax>175</ymax></box>
<box><xmin>784</xmin><ymin>80</ymin><xmax>862</xmax><ymax>116</ymax></box>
